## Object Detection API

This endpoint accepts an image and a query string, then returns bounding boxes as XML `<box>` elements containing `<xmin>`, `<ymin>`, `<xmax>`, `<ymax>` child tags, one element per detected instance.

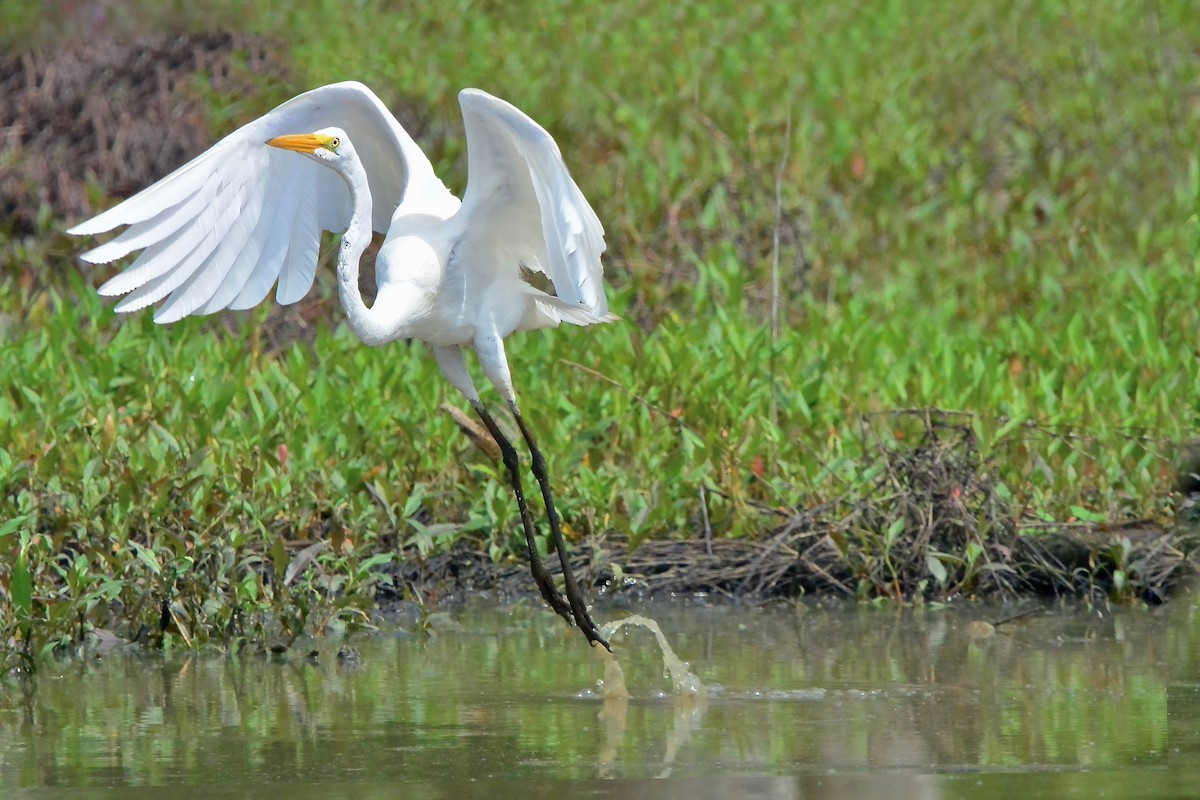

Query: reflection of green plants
<box><xmin>9</xmin><ymin>530</ymin><xmax>34</xmax><ymax>668</ymax></box>
<box><xmin>1107</xmin><ymin>536</ymin><xmax>1134</xmax><ymax>602</ymax></box>
<box><xmin>0</xmin><ymin>607</ymin><xmax>1170</xmax><ymax>780</ymax></box>
<box><xmin>4</xmin><ymin>0</ymin><xmax>1200</xmax><ymax>656</ymax></box>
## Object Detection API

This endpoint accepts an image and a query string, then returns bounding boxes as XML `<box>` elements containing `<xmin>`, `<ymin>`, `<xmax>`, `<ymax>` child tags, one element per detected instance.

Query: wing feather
<box><xmin>113</xmin><ymin>238</ymin><xmax>211</xmax><ymax>313</ymax></box>
<box><xmin>69</xmin><ymin>81</ymin><xmax>445</xmax><ymax>323</ymax></box>
<box><xmin>277</xmin><ymin>167</ymin><xmax>323</xmax><ymax>305</ymax></box>
<box><xmin>196</xmin><ymin>153</ymin><xmax>284</xmax><ymax>314</ymax></box>
<box><xmin>143</xmin><ymin>181</ymin><xmax>252</xmax><ymax>321</ymax></box>
<box><xmin>80</xmin><ymin>179</ymin><xmax>210</xmax><ymax>265</ymax></box>
<box><xmin>228</xmin><ymin>166</ymin><xmax>304</xmax><ymax>311</ymax></box>
<box><xmin>69</xmin><ymin>145</ymin><xmax>228</xmax><ymax>236</ymax></box>
<box><xmin>168</xmin><ymin>158</ymin><xmax>273</xmax><ymax>318</ymax></box>
<box><xmin>98</xmin><ymin>168</ymin><xmax>239</xmax><ymax>297</ymax></box>
<box><xmin>456</xmin><ymin>89</ymin><xmax>608</xmax><ymax>317</ymax></box>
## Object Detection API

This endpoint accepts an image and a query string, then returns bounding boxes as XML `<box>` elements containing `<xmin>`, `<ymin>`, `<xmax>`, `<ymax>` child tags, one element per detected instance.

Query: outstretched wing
<box><xmin>456</xmin><ymin>89</ymin><xmax>608</xmax><ymax>317</ymax></box>
<box><xmin>68</xmin><ymin>81</ymin><xmax>440</xmax><ymax>323</ymax></box>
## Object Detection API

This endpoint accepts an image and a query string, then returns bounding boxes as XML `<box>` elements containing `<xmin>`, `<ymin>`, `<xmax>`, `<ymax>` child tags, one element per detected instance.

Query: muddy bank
<box><xmin>386</xmin><ymin>519</ymin><xmax>1197</xmax><ymax>608</ymax></box>
<box><xmin>389</xmin><ymin>412</ymin><xmax>1199</xmax><ymax>607</ymax></box>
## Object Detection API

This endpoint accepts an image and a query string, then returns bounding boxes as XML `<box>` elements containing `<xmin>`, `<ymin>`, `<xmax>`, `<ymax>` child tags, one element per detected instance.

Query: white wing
<box><xmin>455</xmin><ymin>89</ymin><xmax>608</xmax><ymax>317</ymax></box>
<box><xmin>68</xmin><ymin>81</ymin><xmax>444</xmax><ymax>323</ymax></box>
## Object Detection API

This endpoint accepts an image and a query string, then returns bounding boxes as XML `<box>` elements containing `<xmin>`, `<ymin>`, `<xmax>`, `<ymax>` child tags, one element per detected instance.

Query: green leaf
<box><xmin>1112</xmin><ymin>569</ymin><xmax>1127</xmax><ymax>593</ymax></box>
<box><xmin>13</xmin><ymin>551</ymin><xmax>33</xmax><ymax>621</ymax></box>
<box><xmin>926</xmin><ymin>554</ymin><xmax>948</xmax><ymax>585</ymax></box>
<box><xmin>1069</xmin><ymin>505</ymin><xmax>1108</xmax><ymax>523</ymax></box>
<box><xmin>272</xmin><ymin>536</ymin><xmax>289</xmax><ymax>583</ymax></box>
<box><xmin>129</xmin><ymin>542</ymin><xmax>162</xmax><ymax>576</ymax></box>
<box><xmin>148</xmin><ymin>422</ymin><xmax>181</xmax><ymax>455</ymax></box>
<box><xmin>0</xmin><ymin>515</ymin><xmax>30</xmax><ymax>539</ymax></box>
<box><xmin>995</xmin><ymin>415</ymin><xmax>1027</xmax><ymax>440</ymax></box>
<box><xmin>285</xmin><ymin>541</ymin><xmax>327</xmax><ymax>587</ymax></box>
<box><xmin>355</xmin><ymin>552</ymin><xmax>395</xmax><ymax>580</ymax></box>
<box><xmin>402</xmin><ymin>484</ymin><xmax>427</xmax><ymax>518</ymax></box>
<box><xmin>184</xmin><ymin>447</ymin><xmax>212</xmax><ymax>471</ymax></box>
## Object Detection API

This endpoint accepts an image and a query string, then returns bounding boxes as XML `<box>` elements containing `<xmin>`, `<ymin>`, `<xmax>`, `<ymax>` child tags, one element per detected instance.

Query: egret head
<box><xmin>265</xmin><ymin>126</ymin><xmax>352</xmax><ymax>166</ymax></box>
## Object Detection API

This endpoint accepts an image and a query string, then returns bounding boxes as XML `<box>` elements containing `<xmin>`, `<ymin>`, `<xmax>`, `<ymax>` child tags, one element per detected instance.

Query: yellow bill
<box><xmin>265</xmin><ymin>133</ymin><xmax>332</xmax><ymax>153</ymax></box>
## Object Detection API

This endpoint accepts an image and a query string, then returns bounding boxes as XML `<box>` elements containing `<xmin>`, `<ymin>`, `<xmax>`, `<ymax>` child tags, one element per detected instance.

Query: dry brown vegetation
<box><xmin>393</xmin><ymin>411</ymin><xmax>1198</xmax><ymax>606</ymax></box>
<box><xmin>1</xmin><ymin>32</ymin><xmax>288</xmax><ymax>236</ymax></box>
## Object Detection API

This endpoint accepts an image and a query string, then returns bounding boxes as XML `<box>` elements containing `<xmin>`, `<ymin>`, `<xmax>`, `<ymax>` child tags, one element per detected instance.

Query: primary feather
<box><xmin>456</xmin><ymin>89</ymin><xmax>608</xmax><ymax>318</ymax></box>
<box><xmin>70</xmin><ymin>81</ymin><xmax>440</xmax><ymax>317</ymax></box>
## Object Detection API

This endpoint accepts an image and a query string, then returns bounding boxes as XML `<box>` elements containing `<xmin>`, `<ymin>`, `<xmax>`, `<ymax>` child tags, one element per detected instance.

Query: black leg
<box><xmin>470</xmin><ymin>401</ymin><xmax>574</xmax><ymax>625</ymax></box>
<box><xmin>510</xmin><ymin>403</ymin><xmax>610</xmax><ymax>652</ymax></box>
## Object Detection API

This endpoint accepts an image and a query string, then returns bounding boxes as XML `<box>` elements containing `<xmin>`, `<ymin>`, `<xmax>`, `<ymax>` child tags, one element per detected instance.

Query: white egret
<box><xmin>68</xmin><ymin>81</ymin><xmax>614</xmax><ymax>650</ymax></box>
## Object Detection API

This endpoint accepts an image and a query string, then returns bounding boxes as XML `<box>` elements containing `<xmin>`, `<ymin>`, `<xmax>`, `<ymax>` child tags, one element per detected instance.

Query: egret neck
<box><xmin>333</xmin><ymin>153</ymin><xmax>396</xmax><ymax>346</ymax></box>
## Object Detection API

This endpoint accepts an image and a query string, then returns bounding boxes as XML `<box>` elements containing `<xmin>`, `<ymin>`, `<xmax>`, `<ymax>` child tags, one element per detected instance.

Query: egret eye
<box><xmin>328</xmin><ymin>136</ymin><xmax>341</xmax><ymax>150</ymax></box>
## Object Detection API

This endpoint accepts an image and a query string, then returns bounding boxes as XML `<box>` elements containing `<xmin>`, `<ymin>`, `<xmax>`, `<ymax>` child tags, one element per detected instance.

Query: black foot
<box><xmin>570</xmin><ymin>600</ymin><xmax>611</xmax><ymax>652</ymax></box>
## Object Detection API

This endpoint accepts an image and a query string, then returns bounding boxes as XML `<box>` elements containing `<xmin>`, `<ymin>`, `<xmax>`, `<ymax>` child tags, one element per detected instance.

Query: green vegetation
<box><xmin>2</xmin><ymin>0</ymin><xmax>1199</xmax><ymax>663</ymax></box>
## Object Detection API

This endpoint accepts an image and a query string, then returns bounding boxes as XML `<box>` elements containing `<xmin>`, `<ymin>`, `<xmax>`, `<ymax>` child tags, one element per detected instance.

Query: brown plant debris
<box><xmin>0</xmin><ymin>32</ymin><xmax>289</xmax><ymax>236</ymax></box>
<box><xmin>386</xmin><ymin>410</ymin><xmax>1197</xmax><ymax>607</ymax></box>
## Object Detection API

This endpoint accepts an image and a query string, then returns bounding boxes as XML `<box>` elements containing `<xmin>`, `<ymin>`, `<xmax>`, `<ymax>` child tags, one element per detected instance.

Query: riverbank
<box><xmin>3</xmin><ymin>2</ymin><xmax>1199</xmax><ymax>665</ymax></box>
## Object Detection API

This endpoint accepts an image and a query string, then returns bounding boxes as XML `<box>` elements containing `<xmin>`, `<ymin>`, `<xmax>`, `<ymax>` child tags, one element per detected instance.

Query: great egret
<box><xmin>68</xmin><ymin>81</ymin><xmax>613</xmax><ymax>650</ymax></box>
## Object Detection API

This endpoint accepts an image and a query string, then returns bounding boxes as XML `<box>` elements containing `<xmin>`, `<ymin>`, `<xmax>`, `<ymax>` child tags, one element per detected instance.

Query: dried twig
<box><xmin>441</xmin><ymin>401</ymin><xmax>500</xmax><ymax>461</ymax></box>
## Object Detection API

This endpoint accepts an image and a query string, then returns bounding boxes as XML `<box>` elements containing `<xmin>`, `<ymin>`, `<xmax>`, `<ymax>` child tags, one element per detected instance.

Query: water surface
<box><xmin>2</xmin><ymin>595</ymin><xmax>1193</xmax><ymax>798</ymax></box>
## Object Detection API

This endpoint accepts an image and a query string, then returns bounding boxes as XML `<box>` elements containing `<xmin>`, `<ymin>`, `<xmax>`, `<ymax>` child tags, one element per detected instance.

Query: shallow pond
<box><xmin>2</xmin><ymin>593</ymin><xmax>1196</xmax><ymax>798</ymax></box>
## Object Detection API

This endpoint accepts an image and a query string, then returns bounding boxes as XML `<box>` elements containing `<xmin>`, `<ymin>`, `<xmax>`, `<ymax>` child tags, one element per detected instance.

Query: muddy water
<box><xmin>1</xmin><ymin>595</ymin><xmax>1194</xmax><ymax>799</ymax></box>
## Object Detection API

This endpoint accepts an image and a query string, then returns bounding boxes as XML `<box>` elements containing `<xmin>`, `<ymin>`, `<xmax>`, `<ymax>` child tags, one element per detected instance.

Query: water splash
<box><xmin>594</xmin><ymin>614</ymin><xmax>704</xmax><ymax>697</ymax></box>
